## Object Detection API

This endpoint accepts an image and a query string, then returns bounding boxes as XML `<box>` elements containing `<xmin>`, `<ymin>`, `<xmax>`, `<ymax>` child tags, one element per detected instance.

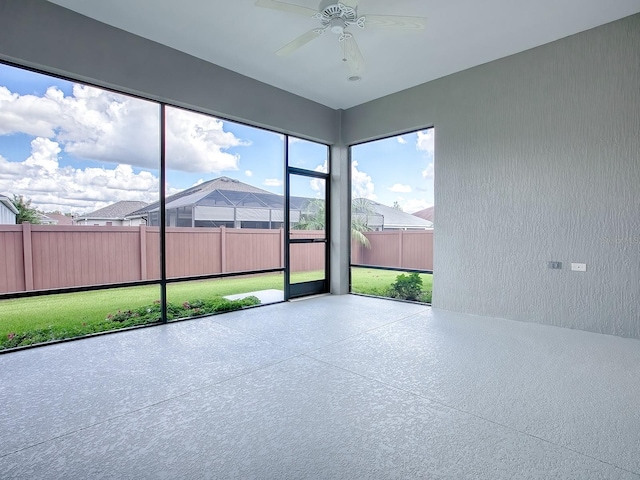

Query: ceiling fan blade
<box><xmin>276</xmin><ymin>29</ymin><xmax>322</xmax><ymax>56</ymax></box>
<box><xmin>254</xmin><ymin>0</ymin><xmax>317</xmax><ymax>17</ymax></box>
<box><xmin>362</xmin><ymin>14</ymin><xmax>426</xmax><ymax>30</ymax></box>
<box><xmin>342</xmin><ymin>36</ymin><xmax>365</xmax><ymax>75</ymax></box>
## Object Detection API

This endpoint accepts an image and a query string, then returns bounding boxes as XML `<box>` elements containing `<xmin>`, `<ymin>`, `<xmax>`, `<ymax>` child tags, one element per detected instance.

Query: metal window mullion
<box><xmin>159</xmin><ymin>104</ymin><xmax>168</xmax><ymax>323</ymax></box>
<box><xmin>284</xmin><ymin>136</ymin><xmax>291</xmax><ymax>300</ymax></box>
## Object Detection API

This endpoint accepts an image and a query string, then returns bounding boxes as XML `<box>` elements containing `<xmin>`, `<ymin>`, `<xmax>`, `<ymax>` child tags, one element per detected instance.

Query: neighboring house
<box><xmin>38</xmin><ymin>213</ymin><xmax>74</xmax><ymax>225</ymax></box>
<box><xmin>0</xmin><ymin>194</ymin><xmax>18</xmax><ymax>224</ymax></box>
<box><xmin>129</xmin><ymin>176</ymin><xmax>296</xmax><ymax>229</ymax></box>
<box><xmin>353</xmin><ymin>200</ymin><xmax>433</xmax><ymax>231</ymax></box>
<box><xmin>129</xmin><ymin>177</ymin><xmax>433</xmax><ymax>231</ymax></box>
<box><xmin>74</xmin><ymin>201</ymin><xmax>150</xmax><ymax>226</ymax></box>
<box><xmin>412</xmin><ymin>206</ymin><xmax>434</xmax><ymax>225</ymax></box>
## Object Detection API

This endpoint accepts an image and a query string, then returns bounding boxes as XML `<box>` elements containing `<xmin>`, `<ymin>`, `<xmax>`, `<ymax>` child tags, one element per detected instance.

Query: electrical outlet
<box><xmin>571</xmin><ymin>263</ymin><xmax>587</xmax><ymax>272</ymax></box>
<box><xmin>547</xmin><ymin>261</ymin><xmax>562</xmax><ymax>269</ymax></box>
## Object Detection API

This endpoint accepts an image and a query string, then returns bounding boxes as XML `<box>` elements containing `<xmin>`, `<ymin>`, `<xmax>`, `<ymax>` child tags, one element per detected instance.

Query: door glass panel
<box><xmin>289</xmin><ymin>175</ymin><xmax>325</xmax><ymax>238</ymax></box>
<box><xmin>288</xmin><ymin>173</ymin><xmax>326</xmax><ymax>297</ymax></box>
<box><xmin>289</xmin><ymin>243</ymin><xmax>325</xmax><ymax>283</ymax></box>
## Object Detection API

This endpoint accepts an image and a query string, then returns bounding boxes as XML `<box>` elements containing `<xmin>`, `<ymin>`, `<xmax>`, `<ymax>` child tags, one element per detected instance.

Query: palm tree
<box><xmin>294</xmin><ymin>198</ymin><xmax>326</xmax><ymax>231</ymax></box>
<box><xmin>293</xmin><ymin>197</ymin><xmax>373</xmax><ymax>248</ymax></box>
<box><xmin>350</xmin><ymin>198</ymin><xmax>374</xmax><ymax>248</ymax></box>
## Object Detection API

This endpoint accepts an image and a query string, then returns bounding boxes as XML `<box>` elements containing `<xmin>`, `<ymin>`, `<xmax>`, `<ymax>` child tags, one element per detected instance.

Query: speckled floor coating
<box><xmin>1</xmin><ymin>295</ymin><xmax>639</xmax><ymax>479</ymax></box>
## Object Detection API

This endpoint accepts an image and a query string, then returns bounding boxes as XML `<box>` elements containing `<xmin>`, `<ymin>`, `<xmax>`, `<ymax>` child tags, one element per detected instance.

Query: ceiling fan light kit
<box><xmin>255</xmin><ymin>0</ymin><xmax>426</xmax><ymax>79</ymax></box>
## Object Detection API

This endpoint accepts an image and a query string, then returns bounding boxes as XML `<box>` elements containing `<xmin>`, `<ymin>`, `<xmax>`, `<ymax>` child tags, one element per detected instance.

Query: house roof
<box><xmin>0</xmin><ymin>194</ymin><xmax>18</xmax><ymax>215</ymax></box>
<box><xmin>131</xmin><ymin>178</ymin><xmax>432</xmax><ymax>230</ymax></box>
<box><xmin>39</xmin><ymin>213</ymin><xmax>74</xmax><ymax>225</ymax></box>
<box><xmin>130</xmin><ymin>177</ymin><xmax>288</xmax><ymax>216</ymax></box>
<box><xmin>413</xmin><ymin>206</ymin><xmax>434</xmax><ymax>223</ymax></box>
<box><xmin>362</xmin><ymin>201</ymin><xmax>433</xmax><ymax>230</ymax></box>
<box><xmin>79</xmin><ymin>201</ymin><xmax>150</xmax><ymax>220</ymax></box>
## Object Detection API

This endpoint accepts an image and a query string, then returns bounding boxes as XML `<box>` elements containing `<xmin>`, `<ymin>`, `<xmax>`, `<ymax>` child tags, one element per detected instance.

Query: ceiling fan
<box><xmin>255</xmin><ymin>0</ymin><xmax>426</xmax><ymax>77</ymax></box>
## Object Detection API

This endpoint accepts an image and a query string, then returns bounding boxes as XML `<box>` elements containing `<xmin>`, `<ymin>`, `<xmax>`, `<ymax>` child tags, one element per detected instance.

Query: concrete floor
<box><xmin>1</xmin><ymin>295</ymin><xmax>639</xmax><ymax>479</ymax></box>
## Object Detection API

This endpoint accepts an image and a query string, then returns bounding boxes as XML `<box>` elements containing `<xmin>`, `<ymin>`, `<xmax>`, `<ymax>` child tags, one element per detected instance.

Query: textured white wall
<box><xmin>344</xmin><ymin>15</ymin><xmax>640</xmax><ymax>338</ymax></box>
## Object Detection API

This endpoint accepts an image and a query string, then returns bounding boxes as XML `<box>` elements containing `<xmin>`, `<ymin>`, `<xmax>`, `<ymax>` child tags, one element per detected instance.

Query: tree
<box><xmin>350</xmin><ymin>197</ymin><xmax>374</xmax><ymax>248</ymax></box>
<box><xmin>392</xmin><ymin>201</ymin><xmax>403</xmax><ymax>211</ymax></box>
<box><xmin>294</xmin><ymin>198</ymin><xmax>326</xmax><ymax>231</ymax></box>
<box><xmin>12</xmin><ymin>195</ymin><xmax>41</xmax><ymax>224</ymax></box>
<box><xmin>293</xmin><ymin>197</ymin><xmax>373</xmax><ymax>248</ymax></box>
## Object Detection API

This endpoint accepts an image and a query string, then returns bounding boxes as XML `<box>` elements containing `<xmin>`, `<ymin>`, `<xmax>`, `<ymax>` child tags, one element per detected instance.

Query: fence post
<box><xmin>398</xmin><ymin>229</ymin><xmax>404</xmax><ymax>268</ymax></box>
<box><xmin>139</xmin><ymin>225</ymin><xmax>147</xmax><ymax>280</ymax></box>
<box><xmin>22</xmin><ymin>223</ymin><xmax>34</xmax><ymax>291</ymax></box>
<box><xmin>220</xmin><ymin>226</ymin><xmax>226</xmax><ymax>273</ymax></box>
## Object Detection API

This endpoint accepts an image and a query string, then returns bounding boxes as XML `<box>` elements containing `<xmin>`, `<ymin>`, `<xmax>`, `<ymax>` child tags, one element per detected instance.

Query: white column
<box><xmin>329</xmin><ymin>139</ymin><xmax>350</xmax><ymax>295</ymax></box>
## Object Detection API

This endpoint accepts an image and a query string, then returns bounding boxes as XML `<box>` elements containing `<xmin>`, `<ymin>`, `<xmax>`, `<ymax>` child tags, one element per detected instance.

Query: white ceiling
<box><xmin>47</xmin><ymin>0</ymin><xmax>640</xmax><ymax>109</ymax></box>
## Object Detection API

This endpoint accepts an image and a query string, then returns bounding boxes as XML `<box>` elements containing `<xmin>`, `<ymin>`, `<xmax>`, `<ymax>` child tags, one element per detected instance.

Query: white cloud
<box><xmin>416</xmin><ymin>129</ymin><xmax>435</xmax><ymax>180</ymax></box>
<box><xmin>310</xmin><ymin>160</ymin><xmax>328</xmax><ymax>193</ymax></box>
<box><xmin>263</xmin><ymin>178</ymin><xmax>283</xmax><ymax>187</ymax></box>
<box><xmin>400</xmin><ymin>198</ymin><xmax>432</xmax><ymax>214</ymax></box>
<box><xmin>0</xmin><ymin>137</ymin><xmax>160</xmax><ymax>213</ymax></box>
<box><xmin>397</xmin><ymin>136</ymin><xmax>407</xmax><ymax>144</ymax></box>
<box><xmin>0</xmin><ymin>84</ymin><xmax>249</xmax><ymax>174</ymax></box>
<box><xmin>416</xmin><ymin>129</ymin><xmax>434</xmax><ymax>156</ymax></box>
<box><xmin>278</xmin><ymin>134</ymin><xmax>302</xmax><ymax>144</ymax></box>
<box><xmin>245</xmin><ymin>170</ymin><xmax>253</xmax><ymax>177</ymax></box>
<box><xmin>388</xmin><ymin>183</ymin><xmax>412</xmax><ymax>193</ymax></box>
<box><xmin>0</xmin><ymin>86</ymin><xmax>62</xmax><ymax>138</ymax></box>
<box><xmin>165</xmin><ymin>107</ymin><xmax>248</xmax><ymax>173</ymax></box>
<box><xmin>351</xmin><ymin>160</ymin><xmax>376</xmax><ymax>200</ymax></box>
<box><xmin>422</xmin><ymin>162</ymin><xmax>434</xmax><ymax>179</ymax></box>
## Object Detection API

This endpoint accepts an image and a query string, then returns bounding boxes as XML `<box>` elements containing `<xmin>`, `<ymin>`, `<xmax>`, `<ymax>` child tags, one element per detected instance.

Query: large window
<box><xmin>0</xmin><ymin>63</ymin><xmax>329</xmax><ymax>350</ymax></box>
<box><xmin>350</xmin><ymin>129</ymin><xmax>434</xmax><ymax>303</ymax></box>
<box><xmin>163</xmin><ymin>106</ymin><xmax>286</xmax><ymax>312</ymax></box>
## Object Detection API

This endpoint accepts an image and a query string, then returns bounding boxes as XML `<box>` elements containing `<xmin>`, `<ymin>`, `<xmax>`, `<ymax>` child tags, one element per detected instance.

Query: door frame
<box><xmin>284</xmin><ymin>152</ymin><xmax>330</xmax><ymax>300</ymax></box>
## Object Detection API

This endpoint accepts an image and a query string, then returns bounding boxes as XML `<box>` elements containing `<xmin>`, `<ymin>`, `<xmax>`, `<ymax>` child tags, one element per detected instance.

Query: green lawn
<box><xmin>351</xmin><ymin>267</ymin><xmax>433</xmax><ymax>301</ymax></box>
<box><xmin>0</xmin><ymin>268</ymin><xmax>431</xmax><ymax>350</ymax></box>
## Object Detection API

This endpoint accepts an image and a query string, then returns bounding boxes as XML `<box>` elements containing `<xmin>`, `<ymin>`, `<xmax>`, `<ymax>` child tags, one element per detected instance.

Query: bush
<box><xmin>386</xmin><ymin>273</ymin><xmax>423</xmax><ymax>301</ymax></box>
<box><xmin>107</xmin><ymin>296</ymin><xmax>261</xmax><ymax>323</ymax></box>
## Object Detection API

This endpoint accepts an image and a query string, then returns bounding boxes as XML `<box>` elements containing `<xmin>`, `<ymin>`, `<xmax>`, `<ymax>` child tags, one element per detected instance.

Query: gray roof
<box><xmin>80</xmin><ymin>201</ymin><xmax>150</xmax><ymax>219</ymax></box>
<box><xmin>130</xmin><ymin>176</ymin><xmax>275</xmax><ymax>216</ymax></box>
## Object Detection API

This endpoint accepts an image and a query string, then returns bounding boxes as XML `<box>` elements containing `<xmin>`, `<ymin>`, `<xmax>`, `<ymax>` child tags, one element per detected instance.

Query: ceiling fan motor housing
<box><xmin>315</xmin><ymin>2</ymin><xmax>359</xmax><ymax>33</ymax></box>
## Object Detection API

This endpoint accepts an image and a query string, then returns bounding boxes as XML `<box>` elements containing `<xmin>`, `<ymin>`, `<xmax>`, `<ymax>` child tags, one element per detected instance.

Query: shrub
<box><xmin>106</xmin><ymin>296</ymin><xmax>261</xmax><ymax>323</ymax></box>
<box><xmin>386</xmin><ymin>273</ymin><xmax>423</xmax><ymax>301</ymax></box>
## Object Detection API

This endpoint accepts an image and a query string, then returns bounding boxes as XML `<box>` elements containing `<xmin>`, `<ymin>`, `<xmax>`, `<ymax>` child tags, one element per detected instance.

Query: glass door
<box><xmin>285</xmin><ymin>137</ymin><xmax>330</xmax><ymax>299</ymax></box>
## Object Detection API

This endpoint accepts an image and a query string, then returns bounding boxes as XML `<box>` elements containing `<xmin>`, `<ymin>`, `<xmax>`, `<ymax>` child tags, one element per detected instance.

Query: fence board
<box><xmin>0</xmin><ymin>227</ymin><xmax>25</xmax><ymax>293</ymax></box>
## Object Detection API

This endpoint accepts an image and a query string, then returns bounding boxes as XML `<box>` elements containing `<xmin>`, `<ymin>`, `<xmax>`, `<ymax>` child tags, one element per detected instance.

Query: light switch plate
<box><xmin>571</xmin><ymin>263</ymin><xmax>587</xmax><ymax>272</ymax></box>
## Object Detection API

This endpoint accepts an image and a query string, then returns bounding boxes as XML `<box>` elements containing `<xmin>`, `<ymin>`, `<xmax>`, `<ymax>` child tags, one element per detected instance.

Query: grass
<box><xmin>0</xmin><ymin>268</ymin><xmax>432</xmax><ymax>351</ymax></box>
<box><xmin>351</xmin><ymin>267</ymin><xmax>433</xmax><ymax>302</ymax></box>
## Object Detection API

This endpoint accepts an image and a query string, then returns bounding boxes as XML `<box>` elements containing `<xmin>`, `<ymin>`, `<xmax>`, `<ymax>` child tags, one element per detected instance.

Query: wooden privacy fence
<box><xmin>0</xmin><ymin>224</ymin><xmax>432</xmax><ymax>294</ymax></box>
<box><xmin>351</xmin><ymin>230</ymin><xmax>434</xmax><ymax>271</ymax></box>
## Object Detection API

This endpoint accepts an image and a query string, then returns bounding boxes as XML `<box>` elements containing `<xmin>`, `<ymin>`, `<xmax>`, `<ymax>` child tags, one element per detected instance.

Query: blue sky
<box><xmin>0</xmin><ymin>63</ymin><xmax>433</xmax><ymax>214</ymax></box>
